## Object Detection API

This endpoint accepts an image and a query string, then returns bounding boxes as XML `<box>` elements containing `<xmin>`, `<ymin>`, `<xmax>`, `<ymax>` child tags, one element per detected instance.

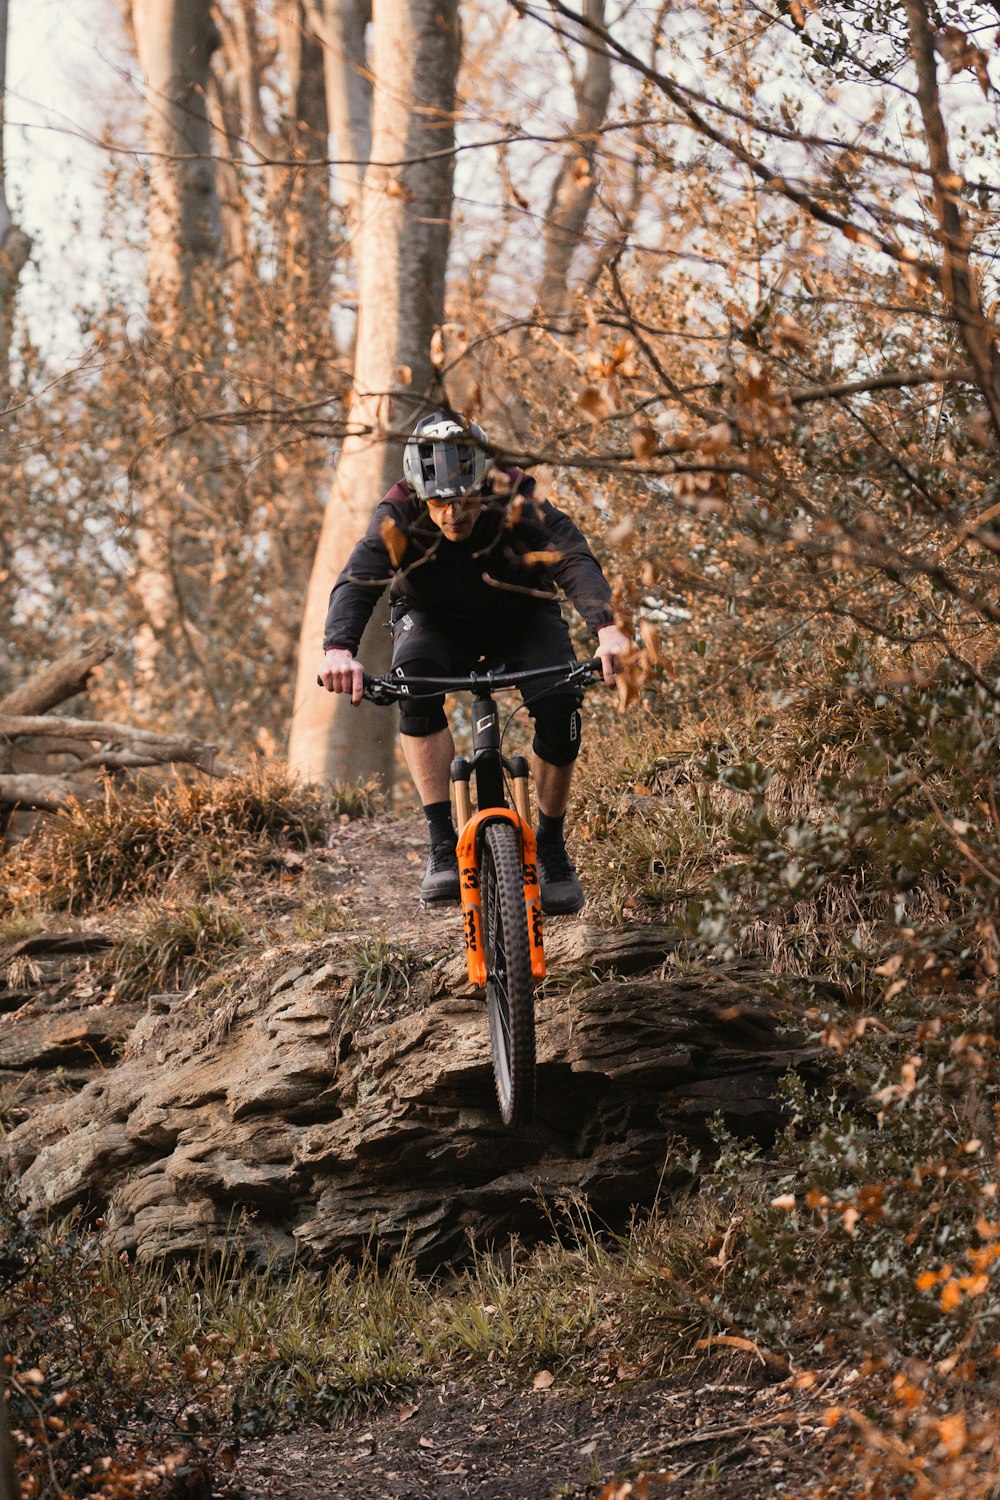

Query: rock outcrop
<box><xmin>1</xmin><ymin>922</ymin><xmax>821</xmax><ymax>1267</ymax></box>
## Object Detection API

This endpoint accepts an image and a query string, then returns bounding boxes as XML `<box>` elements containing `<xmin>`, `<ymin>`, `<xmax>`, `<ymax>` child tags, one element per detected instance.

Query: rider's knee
<box><xmin>399</xmin><ymin>700</ymin><xmax>448</xmax><ymax>737</ymax></box>
<box><xmin>531</xmin><ymin>697</ymin><xmax>583</xmax><ymax>767</ymax></box>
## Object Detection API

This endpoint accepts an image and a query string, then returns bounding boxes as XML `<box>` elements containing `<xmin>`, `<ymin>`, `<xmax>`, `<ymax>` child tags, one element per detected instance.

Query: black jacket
<box><xmin>322</xmin><ymin>470</ymin><xmax>615</xmax><ymax>655</ymax></box>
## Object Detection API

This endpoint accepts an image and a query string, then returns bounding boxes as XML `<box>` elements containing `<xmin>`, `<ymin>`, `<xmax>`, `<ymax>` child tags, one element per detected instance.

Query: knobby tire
<box><xmin>480</xmin><ymin>821</ymin><xmax>536</xmax><ymax>1127</ymax></box>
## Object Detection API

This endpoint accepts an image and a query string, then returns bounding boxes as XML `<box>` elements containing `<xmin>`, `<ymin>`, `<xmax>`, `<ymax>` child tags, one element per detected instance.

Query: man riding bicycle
<box><xmin>319</xmin><ymin>413</ymin><xmax>629</xmax><ymax>914</ymax></box>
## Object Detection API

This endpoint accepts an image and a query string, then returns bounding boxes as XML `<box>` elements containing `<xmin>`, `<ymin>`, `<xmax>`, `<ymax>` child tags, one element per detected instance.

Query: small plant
<box><xmin>109</xmin><ymin>901</ymin><xmax>248</xmax><ymax>1002</ymax></box>
<box><xmin>331</xmin><ymin>932</ymin><xmax>422</xmax><ymax>1057</ymax></box>
<box><xmin>291</xmin><ymin>895</ymin><xmax>354</xmax><ymax>941</ymax></box>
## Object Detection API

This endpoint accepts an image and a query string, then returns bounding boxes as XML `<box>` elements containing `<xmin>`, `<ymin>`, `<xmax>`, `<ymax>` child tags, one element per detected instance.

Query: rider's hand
<box><xmin>319</xmin><ymin>648</ymin><xmax>364</xmax><ymax>704</ymax></box>
<box><xmin>596</xmin><ymin>623</ymin><xmax>632</xmax><ymax>686</ymax></box>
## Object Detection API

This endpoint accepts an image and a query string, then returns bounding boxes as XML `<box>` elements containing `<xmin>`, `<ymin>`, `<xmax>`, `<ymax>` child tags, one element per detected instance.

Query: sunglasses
<box><xmin>426</xmin><ymin>492</ymin><xmax>482</xmax><ymax>510</ymax></box>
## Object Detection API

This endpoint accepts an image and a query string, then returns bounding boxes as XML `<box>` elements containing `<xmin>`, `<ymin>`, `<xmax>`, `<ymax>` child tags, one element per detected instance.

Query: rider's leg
<box><xmin>532</xmin><ymin>756</ymin><xmax>574</xmax><ymax>817</ymax></box>
<box><xmin>392</xmin><ymin>620</ymin><xmax>466</xmax><ymax>902</ymax></box>
<box><xmin>503</xmin><ymin>607</ymin><xmax>586</xmax><ymax>914</ymax></box>
<box><xmin>401</xmin><ymin>727</ymin><xmax>454</xmax><ymax>806</ymax></box>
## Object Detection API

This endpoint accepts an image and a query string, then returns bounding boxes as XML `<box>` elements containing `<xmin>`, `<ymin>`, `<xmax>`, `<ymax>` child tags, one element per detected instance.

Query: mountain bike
<box><xmin>333</xmin><ymin>658</ymin><xmax>601</xmax><ymax>1127</ymax></box>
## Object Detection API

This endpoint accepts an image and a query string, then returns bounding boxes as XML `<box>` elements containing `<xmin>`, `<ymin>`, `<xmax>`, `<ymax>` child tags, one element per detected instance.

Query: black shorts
<box><xmin>390</xmin><ymin>601</ymin><xmax>583</xmax><ymax>739</ymax></box>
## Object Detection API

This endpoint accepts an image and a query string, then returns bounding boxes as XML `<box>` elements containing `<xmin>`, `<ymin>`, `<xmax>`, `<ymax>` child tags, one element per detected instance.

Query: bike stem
<box><xmin>450</xmin><ymin>691</ymin><xmax>531</xmax><ymax>830</ymax></box>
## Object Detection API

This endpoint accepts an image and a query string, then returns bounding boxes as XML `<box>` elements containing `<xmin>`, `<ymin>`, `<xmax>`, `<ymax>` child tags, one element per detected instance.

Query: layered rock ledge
<box><xmin>2</xmin><ymin>923</ymin><xmax>821</xmax><ymax>1266</ymax></box>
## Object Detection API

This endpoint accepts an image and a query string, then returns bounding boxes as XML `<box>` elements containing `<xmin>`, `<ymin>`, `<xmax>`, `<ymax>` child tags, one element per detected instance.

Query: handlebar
<box><xmin>317</xmin><ymin>658</ymin><xmax>604</xmax><ymax>704</ymax></box>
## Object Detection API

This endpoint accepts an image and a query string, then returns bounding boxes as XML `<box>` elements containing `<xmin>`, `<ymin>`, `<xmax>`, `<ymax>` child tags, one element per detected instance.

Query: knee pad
<box><xmin>399</xmin><ymin>698</ymin><xmax>448</xmax><ymax>737</ymax></box>
<box><xmin>531</xmin><ymin>696</ymin><xmax>583</xmax><ymax>767</ymax></box>
<box><xmin>394</xmin><ymin>655</ymin><xmax>449</xmax><ymax>738</ymax></box>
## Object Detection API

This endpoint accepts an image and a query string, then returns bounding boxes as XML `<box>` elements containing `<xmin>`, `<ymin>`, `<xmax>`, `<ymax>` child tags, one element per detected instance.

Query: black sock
<box><xmin>537</xmin><ymin>810</ymin><xmax>566</xmax><ymax>848</ymax></box>
<box><xmin>424</xmin><ymin>800</ymin><xmax>456</xmax><ymax>847</ymax></box>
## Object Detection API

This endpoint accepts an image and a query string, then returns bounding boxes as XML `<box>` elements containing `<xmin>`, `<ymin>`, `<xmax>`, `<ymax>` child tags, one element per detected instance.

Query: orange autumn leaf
<box><xmin>578</xmin><ymin>385</ymin><xmax>611</xmax><ymax>423</ymax></box>
<box><xmin>936</xmin><ymin>1412</ymin><xmax>967</xmax><ymax>1458</ymax></box>
<box><xmin>630</xmin><ymin>420</ymin><xmax>659</xmax><ymax>462</ymax></box>
<box><xmin>380</xmin><ymin>518</ymin><xmax>408</xmax><ymax>567</ymax></box>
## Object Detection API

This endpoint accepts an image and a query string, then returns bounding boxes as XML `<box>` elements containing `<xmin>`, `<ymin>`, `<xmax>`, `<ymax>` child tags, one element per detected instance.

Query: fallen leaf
<box><xmin>398</xmin><ymin>1403</ymin><xmax>419</xmax><ymax>1422</ymax></box>
<box><xmin>965</xmin><ymin>409</ymin><xmax>993</xmax><ymax>448</ymax></box>
<box><xmin>608</xmin><ymin>514</ymin><xmax>635</xmax><ymax>546</ymax></box>
<box><xmin>770</xmin><ymin>1193</ymin><xmax>797</xmax><ymax>1210</ymax></box>
<box><xmin>638</xmin><ymin>619</ymin><xmax>661</xmax><ymax>665</ymax></box>
<box><xmin>418</xmin><ymin>1435</ymin><xmax>435</xmax><ymax>1449</ymax></box>
<box><xmin>695</xmin><ymin>1334</ymin><xmax>789</xmax><ymax>1373</ymax></box>
<box><xmin>699</xmin><ymin>420</ymin><xmax>733</xmax><ymax>455</ymax></box>
<box><xmin>533</xmin><ymin>1369</ymin><xmax>555</xmax><ymax>1390</ymax></box>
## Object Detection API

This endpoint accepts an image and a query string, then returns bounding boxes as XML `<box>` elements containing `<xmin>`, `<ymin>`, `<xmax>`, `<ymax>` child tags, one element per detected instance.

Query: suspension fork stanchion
<box><xmin>451</xmin><ymin>758</ymin><xmax>472</xmax><ymax>831</ymax></box>
<box><xmin>509</xmin><ymin>754</ymin><xmax>531</xmax><ymax>826</ymax></box>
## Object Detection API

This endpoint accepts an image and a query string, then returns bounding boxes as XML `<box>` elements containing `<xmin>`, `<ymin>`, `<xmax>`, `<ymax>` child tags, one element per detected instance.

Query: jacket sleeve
<box><xmin>538</xmin><ymin>500</ymin><xmax>615</xmax><ymax>635</ymax></box>
<box><xmin>321</xmin><ymin>499</ymin><xmax>405</xmax><ymax>655</ymax></box>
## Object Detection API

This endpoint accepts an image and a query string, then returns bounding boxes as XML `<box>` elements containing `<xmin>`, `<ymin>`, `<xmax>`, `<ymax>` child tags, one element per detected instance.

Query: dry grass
<box><xmin>0</xmin><ymin>763</ymin><xmax>379</xmax><ymax>914</ymax></box>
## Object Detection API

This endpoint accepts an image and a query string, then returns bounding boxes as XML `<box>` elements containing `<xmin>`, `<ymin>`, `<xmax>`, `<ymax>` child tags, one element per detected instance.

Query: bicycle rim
<box><xmin>481</xmin><ymin>822</ymin><xmax>536</xmax><ymax>1127</ymax></box>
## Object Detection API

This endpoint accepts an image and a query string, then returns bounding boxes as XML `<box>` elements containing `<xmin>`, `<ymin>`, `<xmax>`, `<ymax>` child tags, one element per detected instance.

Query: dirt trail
<box><xmin>225</xmin><ymin>1363</ymin><xmax>836</xmax><ymax>1499</ymax></box>
<box><xmin>219</xmin><ymin>814</ymin><xmax>838</xmax><ymax>1498</ymax></box>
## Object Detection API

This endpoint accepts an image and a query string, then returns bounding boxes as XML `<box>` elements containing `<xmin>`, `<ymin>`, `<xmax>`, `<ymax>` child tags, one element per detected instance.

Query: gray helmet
<box><xmin>403</xmin><ymin>412</ymin><xmax>490</xmax><ymax>500</ymax></box>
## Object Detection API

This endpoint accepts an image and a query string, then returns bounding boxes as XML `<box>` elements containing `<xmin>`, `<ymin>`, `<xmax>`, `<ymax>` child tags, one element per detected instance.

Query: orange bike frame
<box><xmin>456</xmin><ymin>809</ymin><xmax>545</xmax><ymax>987</ymax></box>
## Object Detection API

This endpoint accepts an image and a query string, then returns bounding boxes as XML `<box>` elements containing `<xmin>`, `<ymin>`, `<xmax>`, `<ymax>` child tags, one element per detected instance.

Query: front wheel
<box><xmin>480</xmin><ymin>821</ymin><xmax>536</xmax><ymax>1127</ymax></box>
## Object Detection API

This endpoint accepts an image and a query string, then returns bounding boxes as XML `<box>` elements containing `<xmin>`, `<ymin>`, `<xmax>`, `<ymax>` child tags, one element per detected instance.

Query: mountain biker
<box><xmin>318</xmin><ymin>412</ymin><xmax>630</xmax><ymax>914</ymax></box>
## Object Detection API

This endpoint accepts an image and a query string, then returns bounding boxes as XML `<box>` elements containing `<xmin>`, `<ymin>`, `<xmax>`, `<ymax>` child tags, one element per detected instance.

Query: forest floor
<box><xmin>218</xmin><ymin>808</ymin><xmax>841</xmax><ymax>1499</ymax></box>
<box><xmin>225</xmin><ymin>1356</ymin><xmax>843</xmax><ymax>1499</ymax></box>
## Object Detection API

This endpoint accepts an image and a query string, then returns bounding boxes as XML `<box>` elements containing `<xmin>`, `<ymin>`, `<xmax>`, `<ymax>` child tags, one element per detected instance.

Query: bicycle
<box><xmin>324</xmin><ymin>658</ymin><xmax>601</xmax><ymax>1127</ymax></box>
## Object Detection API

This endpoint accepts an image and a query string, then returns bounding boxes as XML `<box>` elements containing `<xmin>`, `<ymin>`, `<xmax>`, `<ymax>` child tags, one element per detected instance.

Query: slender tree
<box><xmin>125</xmin><ymin>0</ymin><xmax>224</xmax><ymax>695</ymax></box>
<box><xmin>288</xmin><ymin>0</ymin><xmax>460</xmax><ymax>787</ymax></box>
<box><xmin>0</xmin><ymin>0</ymin><xmax>29</xmax><ymax>403</ymax></box>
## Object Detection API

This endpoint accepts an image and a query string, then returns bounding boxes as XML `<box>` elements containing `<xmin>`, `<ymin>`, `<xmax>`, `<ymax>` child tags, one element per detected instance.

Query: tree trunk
<box><xmin>128</xmin><ymin>0</ymin><xmax>222</xmax><ymax>317</ymax></box>
<box><xmin>125</xmin><ymin>0</ymin><xmax>223</xmax><ymax>697</ymax></box>
<box><xmin>0</xmin><ymin>0</ymin><xmax>29</xmax><ymax>406</ymax></box>
<box><xmin>274</xmin><ymin>1</ymin><xmax>332</xmax><ymax>326</ymax></box>
<box><xmin>306</xmin><ymin>0</ymin><xmax>373</xmax><ymax>219</ymax></box>
<box><xmin>536</xmin><ymin>0</ymin><xmax>611</xmax><ymax>319</ymax></box>
<box><xmin>288</xmin><ymin>0</ymin><xmax>459</xmax><ymax>788</ymax></box>
<box><xmin>892</xmin><ymin>3</ymin><xmax>999</xmax><ymax>442</ymax></box>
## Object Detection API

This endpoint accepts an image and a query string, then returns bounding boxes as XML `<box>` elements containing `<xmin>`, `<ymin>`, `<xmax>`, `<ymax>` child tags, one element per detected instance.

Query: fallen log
<box><xmin>0</xmin><ymin>774</ymin><xmax>80</xmax><ymax>812</ymax></box>
<box><xmin>1</xmin><ymin>637</ymin><xmax>115</xmax><ymax>834</ymax></box>
<box><xmin>0</xmin><ymin>635</ymin><xmax>114</xmax><ymax>717</ymax></box>
<box><xmin>0</xmin><ymin>639</ymin><xmax>223</xmax><ymax>820</ymax></box>
<box><xmin>0</xmin><ymin>716</ymin><xmax>219</xmax><ymax>775</ymax></box>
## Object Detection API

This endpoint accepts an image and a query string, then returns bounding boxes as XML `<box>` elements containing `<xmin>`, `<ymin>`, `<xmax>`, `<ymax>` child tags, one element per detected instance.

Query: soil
<box><xmin>214</xmin><ymin>811</ymin><xmax>841</xmax><ymax>1498</ymax></box>
<box><xmin>319</xmin><ymin>807</ymin><xmax>462</xmax><ymax>949</ymax></box>
<box><xmin>224</xmin><ymin>1359</ymin><xmax>842</xmax><ymax>1499</ymax></box>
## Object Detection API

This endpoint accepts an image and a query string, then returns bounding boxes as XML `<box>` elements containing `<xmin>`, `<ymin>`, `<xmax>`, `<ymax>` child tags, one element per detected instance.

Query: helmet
<box><xmin>403</xmin><ymin>412</ymin><xmax>490</xmax><ymax>501</ymax></box>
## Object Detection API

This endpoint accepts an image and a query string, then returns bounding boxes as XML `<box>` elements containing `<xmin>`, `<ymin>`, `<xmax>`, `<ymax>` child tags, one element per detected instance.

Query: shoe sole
<box><xmin>420</xmin><ymin>890</ymin><xmax>461</xmax><ymax>907</ymax></box>
<box><xmin>540</xmin><ymin>895</ymin><xmax>585</xmax><ymax>917</ymax></box>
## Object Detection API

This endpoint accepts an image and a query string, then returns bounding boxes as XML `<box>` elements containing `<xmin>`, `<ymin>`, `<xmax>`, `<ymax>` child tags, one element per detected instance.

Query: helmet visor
<box><xmin>419</xmin><ymin>439</ymin><xmax>482</xmax><ymax>499</ymax></box>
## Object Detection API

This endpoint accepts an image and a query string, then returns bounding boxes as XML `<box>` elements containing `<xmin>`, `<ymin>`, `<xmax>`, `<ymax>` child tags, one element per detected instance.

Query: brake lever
<box><xmin>316</xmin><ymin>671</ymin><xmax>396</xmax><ymax>705</ymax></box>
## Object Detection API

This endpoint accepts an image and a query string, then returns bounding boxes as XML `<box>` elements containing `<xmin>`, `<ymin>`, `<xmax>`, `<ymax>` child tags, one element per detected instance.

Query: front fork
<box><xmin>452</xmin><ymin>796</ymin><xmax>544</xmax><ymax>989</ymax></box>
